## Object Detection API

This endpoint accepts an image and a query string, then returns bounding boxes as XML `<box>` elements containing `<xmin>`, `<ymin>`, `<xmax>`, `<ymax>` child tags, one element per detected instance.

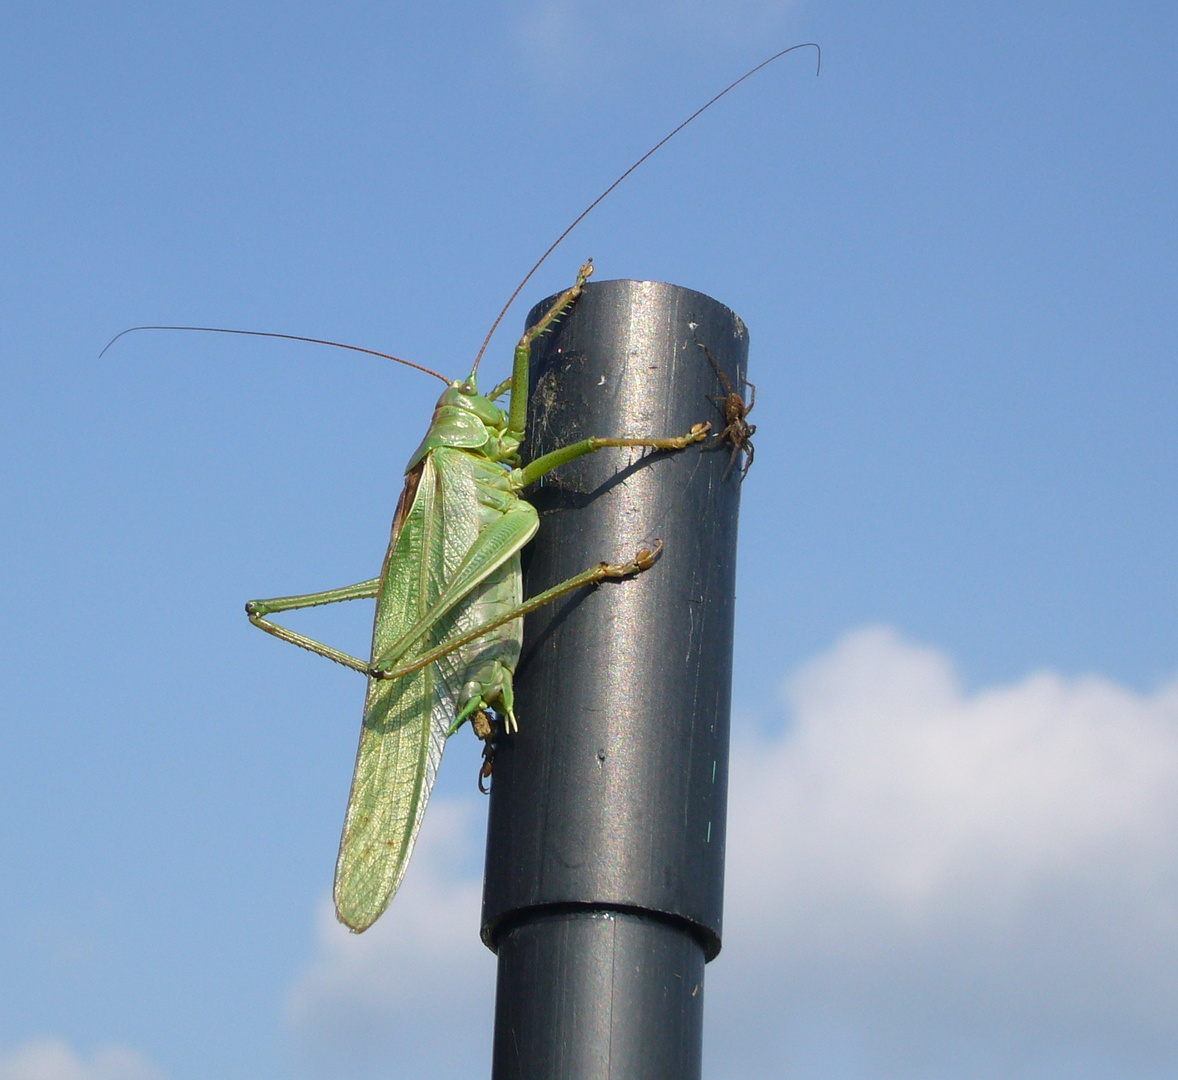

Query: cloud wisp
<box><xmin>0</xmin><ymin>1041</ymin><xmax>162</xmax><ymax>1080</ymax></box>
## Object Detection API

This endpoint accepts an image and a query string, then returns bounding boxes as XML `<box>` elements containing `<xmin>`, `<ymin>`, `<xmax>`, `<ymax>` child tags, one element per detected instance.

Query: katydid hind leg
<box><xmin>374</xmin><ymin>541</ymin><xmax>665</xmax><ymax>687</ymax></box>
<box><xmin>246</xmin><ymin>578</ymin><xmax>381</xmax><ymax>673</ymax></box>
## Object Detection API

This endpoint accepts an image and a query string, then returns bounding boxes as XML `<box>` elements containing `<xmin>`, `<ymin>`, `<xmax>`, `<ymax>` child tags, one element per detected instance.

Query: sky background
<box><xmin>1</xmin><ymin>1</ymin><xmax>1176</xmax><ymax>1078</ymax></box>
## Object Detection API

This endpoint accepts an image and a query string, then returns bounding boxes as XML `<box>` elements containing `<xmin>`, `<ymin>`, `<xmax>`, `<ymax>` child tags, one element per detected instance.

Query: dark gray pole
<box><xmin>482</xmin><ymin>278</ymin><xmax>747</xmax><ymax>1080</ymax></box>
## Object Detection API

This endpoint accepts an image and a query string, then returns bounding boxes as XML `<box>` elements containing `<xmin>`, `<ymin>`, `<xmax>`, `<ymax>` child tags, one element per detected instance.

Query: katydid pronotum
<box><xmin>102</xmin><ymin>43</ymin><xmax>819</xmax><ymax>933</ymax></box>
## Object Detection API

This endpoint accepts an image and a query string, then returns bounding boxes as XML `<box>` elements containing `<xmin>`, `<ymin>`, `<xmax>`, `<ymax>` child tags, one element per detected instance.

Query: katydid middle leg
<box><xmin>513</xmin><ymin>423</ymin><xmax>711</xmax><ymax>489</ymax></box>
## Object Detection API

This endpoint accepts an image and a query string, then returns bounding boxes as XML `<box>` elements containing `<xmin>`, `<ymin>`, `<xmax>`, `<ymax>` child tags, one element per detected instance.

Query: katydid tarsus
<box><xmin>102</xmin><ymin>43</ymin><xmax>820</xmax><ymax>933</ymax></box>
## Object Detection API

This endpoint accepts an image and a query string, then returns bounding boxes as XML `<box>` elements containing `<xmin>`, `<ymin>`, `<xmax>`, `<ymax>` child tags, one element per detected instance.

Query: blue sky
<box><xmin>1</xmin><ymin>2</ymin><xmax>1175</xmax><ymax>1078</ymax></box>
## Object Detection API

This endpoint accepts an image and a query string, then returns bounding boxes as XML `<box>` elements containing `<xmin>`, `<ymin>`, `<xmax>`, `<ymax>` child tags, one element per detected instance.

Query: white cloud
<box><xmin>286</xmin><ymin>797</ymin><xmax>495</xmax><ymax>1079</ymax></box>
<box><xmin>283</xmin><ymin>627</ymin><xmax>1178</xmax><ymax>1078</ymax></box>
<box><xmin>708</xmin><ymin>627</ymin><xmax>1178</xmax><ymax>1078</ymax></box>
<box><xmin>0</xmin><ymin>1041</ymin><xmax>162</xmax><ymax>1080</ymax></box>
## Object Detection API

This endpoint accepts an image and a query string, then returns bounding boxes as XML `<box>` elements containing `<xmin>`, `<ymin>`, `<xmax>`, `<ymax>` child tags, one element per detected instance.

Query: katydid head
<box><xmin>435</xmin><ymin>378</ymin><xmax>506</xmax><ymax>427</ymax></box>
<box><xmin>406</xmin><ymin>377</ymin><xmax>513</xmax><ymax>471</ymax></box>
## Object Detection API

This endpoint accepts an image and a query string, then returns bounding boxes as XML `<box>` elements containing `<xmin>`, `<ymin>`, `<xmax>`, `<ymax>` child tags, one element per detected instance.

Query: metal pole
<box><xmin>482</xmin><ymin>278</ymin><xmax>747</xmax><ymax>1080</ymax></box>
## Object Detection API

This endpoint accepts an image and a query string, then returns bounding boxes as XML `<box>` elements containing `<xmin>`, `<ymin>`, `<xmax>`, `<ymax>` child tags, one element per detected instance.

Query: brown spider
<box><xmin>699</xmin><ymin>344</ymin><xmax>756</xmax><ymax>481</ymax></box>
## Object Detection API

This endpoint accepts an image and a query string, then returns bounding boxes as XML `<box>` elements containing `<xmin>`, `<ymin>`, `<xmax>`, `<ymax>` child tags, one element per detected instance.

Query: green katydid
<box><xmin>244</xmin><ymin>259</ymin><xmax>711</xmax><ymax>931</ymax></box>
<box><xmin>102</xmin><ymin>44</ymin><xmax>820</xmax><ymax>933</ymax></box>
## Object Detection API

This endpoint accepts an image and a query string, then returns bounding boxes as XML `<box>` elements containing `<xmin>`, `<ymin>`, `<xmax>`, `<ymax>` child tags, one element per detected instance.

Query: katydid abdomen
<box><xmin>435</xmin><ymin>450</ymin><xmax>533</xmax><ymax>731</ymax></box>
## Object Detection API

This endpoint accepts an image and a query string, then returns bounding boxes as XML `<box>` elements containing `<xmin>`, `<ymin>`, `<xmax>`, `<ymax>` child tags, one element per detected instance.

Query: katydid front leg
<box><xmin>505</xmin><ymin>260</ymin><xmax>595</xmax><ymax>438</ymax></box>
<box><xmin>503</xmin><ymin>257</ymin><xmax>710</xmax><ymax>485</ymax></box>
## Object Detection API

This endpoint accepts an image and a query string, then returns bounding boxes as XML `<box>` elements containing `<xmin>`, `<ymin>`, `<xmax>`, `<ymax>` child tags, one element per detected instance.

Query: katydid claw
<box><xmin>600</xmin><ymin>539</ymin><xmax>664</xmax><ymax>578</ymax></box>
<box><xmin>633</xmin><ymin>539</ymin><xmax>664</xmax><ymax>570</ymax></box>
